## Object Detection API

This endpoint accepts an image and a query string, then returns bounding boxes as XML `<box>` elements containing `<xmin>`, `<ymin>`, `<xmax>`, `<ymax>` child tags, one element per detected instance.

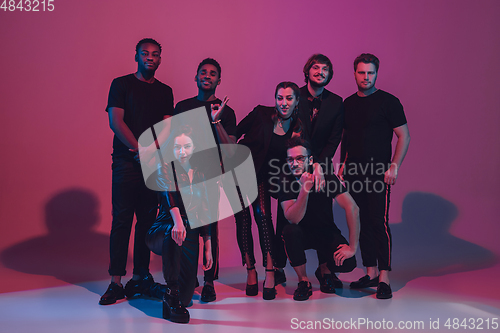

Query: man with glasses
<box><xmin>274</xmin><ymin>54</ymin><xmax>344</xmax><ymax>287</ymax></box>
<box><xmin>277</xmin><ymin>137</ymin><xmax>359</xmax><ymax>301</ymax></box>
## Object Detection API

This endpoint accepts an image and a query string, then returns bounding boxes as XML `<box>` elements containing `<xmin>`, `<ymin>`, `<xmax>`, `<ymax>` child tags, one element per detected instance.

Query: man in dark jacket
<box><xmin>274</xmin><ymin>54</ymin><xmax>344</xmax><ymax>288</ymax></box>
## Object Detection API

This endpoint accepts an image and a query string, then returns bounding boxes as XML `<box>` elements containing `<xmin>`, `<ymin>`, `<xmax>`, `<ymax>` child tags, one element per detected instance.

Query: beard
<box><xmin>309</xmin><ymin>76</ymin><xmax>328</xmax><ymax>88</ymax></box>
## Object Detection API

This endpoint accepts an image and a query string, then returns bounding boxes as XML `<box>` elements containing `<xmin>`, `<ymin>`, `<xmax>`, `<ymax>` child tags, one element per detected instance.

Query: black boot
<box><xmin>163</xmin><ymin>283</ymin><xmax>190</xmax><ymax>324</ymax></box>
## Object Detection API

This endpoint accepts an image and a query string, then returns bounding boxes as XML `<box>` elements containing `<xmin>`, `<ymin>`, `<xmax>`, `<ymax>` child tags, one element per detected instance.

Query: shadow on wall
<box><xmin>1</xmin><ymin>188</ymin><xmax>112</xmax><ymax>292</ymax></box>
<box><xmin>335</xmin><ymin>191</ymin><xmax>497</xmax><ymax>291</ymax></box>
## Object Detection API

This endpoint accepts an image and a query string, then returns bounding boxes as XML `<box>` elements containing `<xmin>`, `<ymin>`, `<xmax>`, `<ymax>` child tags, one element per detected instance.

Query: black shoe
<box><xmin>376</xmin><ymin>282</ymin><xmax>392</xmax><ymax>299</ymax></box>
<box><xmin>148</xmin><ymin>283</ymin><xmax>167</xmax><ymax>300</ymax></box>
<box><xmin>349</xmin><ymin>275</ymin><xmax>379</xmax><ymax>289</ymax></box>
<box><xmin>245</xmin><ymin>266</ymin><xmax>258</xmax><ymax>296</ymax></box>
<box><xmin>274</xmin><ymin>268</ymin><xmax>286</xmax><ymax>286</ymax></box>
<box><xmin>263</xmin><ymin>269</ymin><xmax>276</xmax><ymax>300</ymax></box>
<box><xmin>99</xmin><ymin>282</ymin><xmax>125</xmax><ymax>305</ymax></box>
<box><xmin>124</xmin><ymin>273</ymin><xmax>155</xmax><ymax>298</ymax></box>
<box><xmin>314</xmin><ymin>267</ymin><xmax>341</xmax><ymax>293</ymax></box>
<box><xmin>293</xmin><ymin>281</ymin><xmax>312</xmax><ymax>301</ymax></box>
<box><xmin>163</xmin><ymin>283</ymin><xmax>190</xmax><ymax>324</ymax></box>
<box><xmin>200</xmin><ymin>283</ymin><xmax>216</xmax><ymax>302</ymax></box>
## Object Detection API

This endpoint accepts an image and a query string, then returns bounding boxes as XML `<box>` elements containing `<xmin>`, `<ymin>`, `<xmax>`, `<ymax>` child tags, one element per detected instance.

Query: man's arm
<box><xmin>385</xmin><ymin>123</ymin><xmax>410</xmax><ymax>185</ymax></box>
<box><xmin>280</xmin><ymin>173</ymin><xmax>314</xmax><ymax>224</ymax></box>
<box><xmin>138</xmin><ymin>115</ymin><xmax>172</xmax><ymax>165</ymax></box>
<box><xmin>337</xmin><ymin>130</ymin><xmax>347</xmax><ymax>181</ymax></box>
<box><xmin>333</xmin><ymin>192</ymin><xmax>360</xmax><ymax>265</ymax></box>
<box><xmin>315</xmin><ymin>101</ymin><xmax>344</xmax><ymax>190</ymax></box>
<box><xmin>318</xmin><ymin>101</ymin><xmax>344</xmax><ymax>163</ymax></box>
<box><xmin>108</xmin><ymin>107</ymin><xmax>138</xmax><ymax>149</ymax></box>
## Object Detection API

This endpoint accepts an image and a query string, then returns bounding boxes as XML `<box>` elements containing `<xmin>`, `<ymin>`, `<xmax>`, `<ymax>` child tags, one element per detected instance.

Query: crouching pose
<box><xmin>277</xmin><ymin>137</ymin><xmax>359</xmax><ymax>301</ymax></box>
<box><xmin>146</xmin><ymin>126</ymin><xmax>212</xmax><ymax>324</ymax></box>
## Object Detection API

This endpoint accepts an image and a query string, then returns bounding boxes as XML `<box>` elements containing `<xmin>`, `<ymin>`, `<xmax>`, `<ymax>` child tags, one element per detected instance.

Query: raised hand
<box><xmin>211</xmin><ymin>95</ymin><xmax>229</xmax><ymax>122</ymax></box>
<box><xmin>299</xmin><ymin>172</ymin><xmax>315</xmax><ymax>193</ymax></box>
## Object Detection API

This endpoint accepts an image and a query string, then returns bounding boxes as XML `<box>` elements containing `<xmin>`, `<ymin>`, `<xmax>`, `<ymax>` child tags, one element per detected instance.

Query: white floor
<box><xmin>1</xmin><ymin>264</ymin><xmax>499</xmax><ymax>333</ymax></box>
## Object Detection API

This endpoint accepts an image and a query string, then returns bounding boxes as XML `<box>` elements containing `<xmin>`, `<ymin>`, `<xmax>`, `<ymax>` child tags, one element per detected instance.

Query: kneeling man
<box><xmin>278</xmin><ymin>137</ymin><xmax>359</xmax><ymax>301</ymax></box>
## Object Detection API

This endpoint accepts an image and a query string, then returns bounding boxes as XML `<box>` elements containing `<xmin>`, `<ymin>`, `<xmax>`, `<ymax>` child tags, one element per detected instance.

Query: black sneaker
<box><xmin>349</xmin><ymin>275</ymin><xmax>379</xmax><ymax>289</ymax></box>
<box><xmin>124</xmin><ymin>273</ymin><xmax>155</xmax><ymax>298</ymax></box>
<box><xmin>200</xmin><ymin>283</ymin><xmax>216</xmax><ymax>302</ymax></box>
<box><xmin>99</xmin><ymin>282</ymin><xmax>125</xmax><ymax>305</ymax></box>
<box><xmin>314</xmin><ymin>267</ymin><xmax>341</xmax><ymax>293</ymax></box>
<box><xmin>274</xmin><ymin>268</ymin><xmax>286</xmax><ymax>286</ymax></box>
<box><xmin>293</xmin><ymin>281</ymin><xmax>312</xmax><ymax>301</ymax></box>
<box><xmin>163</xmin><ymin>283</ymin><xmax>190</xmax><ymax>324</ymax></box>
<box><xmin>376</xmin><ymin>282</ymin><xmax>392</xmax><ymax>299</ymax></box>
<box><xmin>148</xmin><ymin>283</ymin><xmax>167</xmax><ymax>300</ymax></box>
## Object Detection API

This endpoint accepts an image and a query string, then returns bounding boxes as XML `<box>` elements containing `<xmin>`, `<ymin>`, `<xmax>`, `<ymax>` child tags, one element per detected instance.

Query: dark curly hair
<box><xmin>135</xmin><ymin>38</ymin><xmax>162</xmax><ymax>54</ymax></box>
<box><xmin>303</xmin><ymin>54</ymin><xmax>334</xmax><ymax>85</ymax></box>
<box><xmin>286</xmin><ymin>136</ymin><xmax>312</xmax><ymax>156</ymax></box>
<box><xmin>196</xmin><ymin>58</ymin><xmax>222</xmax><ymax>78</ymax></box>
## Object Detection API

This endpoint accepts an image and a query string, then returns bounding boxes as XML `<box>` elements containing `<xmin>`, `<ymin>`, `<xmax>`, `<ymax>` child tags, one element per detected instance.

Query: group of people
<box><xmin>99</xmin><ymin>38</ymin><xmax>410</xmax><ymax>324</ymax></box>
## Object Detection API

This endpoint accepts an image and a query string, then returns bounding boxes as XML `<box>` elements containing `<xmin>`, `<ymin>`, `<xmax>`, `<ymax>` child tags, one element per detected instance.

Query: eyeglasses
<box><xmin>286</xmin><ymin>155</ymin><xmax>309</xmax><ymax>164</ymax></box>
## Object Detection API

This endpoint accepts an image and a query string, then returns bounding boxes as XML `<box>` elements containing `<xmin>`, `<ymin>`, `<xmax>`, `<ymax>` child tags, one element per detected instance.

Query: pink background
<box><xmin>0</xmin><ymin>0</ymin><xmax>499</xmax><ymax>296</ymax></box>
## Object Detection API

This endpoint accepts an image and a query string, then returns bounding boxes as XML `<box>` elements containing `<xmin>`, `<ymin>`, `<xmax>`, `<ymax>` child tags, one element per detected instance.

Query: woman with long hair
<box><xmin>235</xmin><ymin>81</ymin><xmax>302</xmax><ymax>300</ymax></box>
<box><xmin>146</xmin><ymin>125</ymin><xmax>212</xmax><ymax>324</ymax></box>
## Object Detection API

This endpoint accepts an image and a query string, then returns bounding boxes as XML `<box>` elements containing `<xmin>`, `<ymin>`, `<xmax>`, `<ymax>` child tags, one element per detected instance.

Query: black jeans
<box><xmin>203</xmin><ymin>181</ymin><xmax>219</xmax><ymax>282</ymax></box>
<box><xmin>234</xmin><ymin>177</ymin><xmax>274</xmax><ymax>268</ymax></box>
<box><xmin>108</xmin><ymin>157</ymin><xmax>158</xmax><ymax>277</ymax></box>
<box><xmin>345</xmin><ymin>175</ymin><xmax>392</xmax><ymax>271</ymax></box>
<box><xmin>146</xmin><ymin>220</ymin><xmax>199</xmax><ymax>307</ymax></box>
<box><xmin>273</xmin><ymin>202</ymin><xmax>288</xmax><ymax>269</ymax></box>
<box><xmin>282</xmin><ymin>223</ymin><xmax>356</xmax><ymax>273</ymax></box>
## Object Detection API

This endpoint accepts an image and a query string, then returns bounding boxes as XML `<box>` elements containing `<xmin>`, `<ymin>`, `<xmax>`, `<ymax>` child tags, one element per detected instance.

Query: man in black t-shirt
<box><xmin>173</xmin><ymin>58</ymin><xmax>237</xmax><ymax>302</ymax></box>
<box><xmin>274</xmin><ymin>54</ymin><xmax>345</xmax><ymax>286</ymax></box>
<box><xmin>339</xmin><ymin>53</ymin><xmax>410</xmax><ymax>299</ymax></box>
<box><xmin>278</xmin><ymin>138</ymin><xmax>359</xmax><ymax>301</ymax></box>
<box><xmin>100</xmin><ymin>38</ymin><xmax>175</xmax><ymax>305</ymax></box>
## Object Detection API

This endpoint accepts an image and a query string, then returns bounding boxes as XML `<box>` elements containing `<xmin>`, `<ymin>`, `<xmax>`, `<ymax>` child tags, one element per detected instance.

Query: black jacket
<box><xmin>298</xmin><ymin>86</ymin><xmax>344</xmax><ymax>168</ymax></box>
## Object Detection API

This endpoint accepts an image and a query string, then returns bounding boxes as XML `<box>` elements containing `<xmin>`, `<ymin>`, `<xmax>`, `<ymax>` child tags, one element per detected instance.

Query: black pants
<box><xmin>345</xmin><ymin>175</ymin><xmax>391</xmax><ymax>271</ymax></box>
<box><xmin>109</xmin><ymin>157</ymin><xmax>158</xmax><ymax>277</ymax></box>
<box><xmin>146</xmin><ymin>221</ymin><xmax>199</xmax><ymax>307</ymax></box>
<box><xmin>234</xmin><ymin>177</ymin><xmax>274</xmax><ymax>267</ymax></box>
<box><xmin>203</xmin><ymin>222</ymin><xmax>218</xmax><ymax>282</ymax></box>
<box><xmin>273</xmin><ymin>202</ymin><xmax>288</xmax><ymax>269</ymax></box>
<box><xmin>282</xmin><ymin>223</ymin><xmax>356</xmax><ymax>273</ymax></box>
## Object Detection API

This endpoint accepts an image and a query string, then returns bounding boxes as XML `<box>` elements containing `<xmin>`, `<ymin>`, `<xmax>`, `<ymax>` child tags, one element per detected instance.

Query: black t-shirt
<box><xmin>343</xmin><ymin>90</ymin><xmax>407</xmax><ymax>170</ymax></box>
<box><xmin>174</xmin><ymin>97</ymin><xmax>237</xmax><ymax>140</ymax></box>
<box><xmin>173</xmin><ymin>97</ymin><xmax>237</xmax><ymax>179</ymax></box>
<box><xmin>277</xmin><ymin>171</ymin><xmax>346</xmax><ymax>237</ymax></box>
<box><xmin>261</xmin><ymin>130</ymin><xmax>292</xmax><ymax>178</ymax></box>
<box><xmin>106</xmin><ymin>74</ymin><xmax>174</xmax><ymax>158</ymax></box>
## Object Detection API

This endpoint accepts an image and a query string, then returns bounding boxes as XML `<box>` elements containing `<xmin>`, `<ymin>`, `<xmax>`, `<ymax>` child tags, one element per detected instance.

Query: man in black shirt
<box><xmin>173</xmin><ymin>58</ymin><xmax>237</xmax><ymax>302</ymax></box>
<box><xmin>100</xmin><ymin>38</ymin><xmax>175</xmax><ymax>305</ymax></box>
<box><xmin>279</xmin><ymin>138</ymin><xmax>358</xmax><ymax>301</ymax></box>
<box><xmin>340</xmin><ymin>53</ymin><xmax>410</xmax><ymax>299</ymax></box>
<box><xmin>274</xmin><ymin>54</ymin><xmax>344</xmax><ymax>286</ymax></box>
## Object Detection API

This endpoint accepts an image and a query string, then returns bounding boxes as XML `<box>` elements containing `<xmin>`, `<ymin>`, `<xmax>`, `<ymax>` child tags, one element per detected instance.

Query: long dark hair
<box><xmin>273</xmin><ymin>81</ymin><xmax>303</xmax><ymax>138</ymax></box>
